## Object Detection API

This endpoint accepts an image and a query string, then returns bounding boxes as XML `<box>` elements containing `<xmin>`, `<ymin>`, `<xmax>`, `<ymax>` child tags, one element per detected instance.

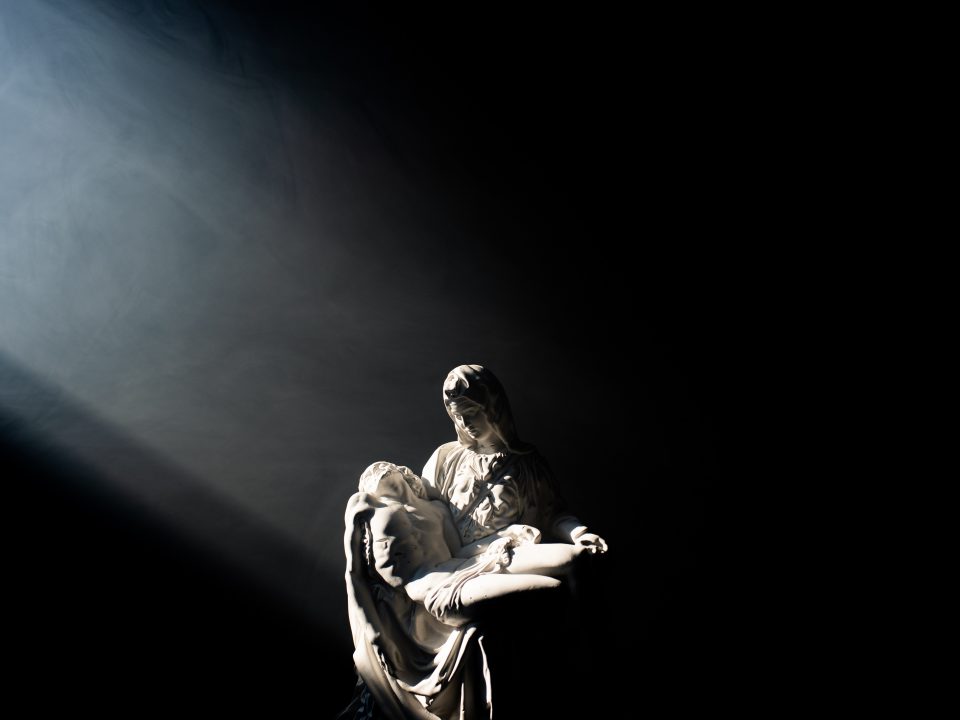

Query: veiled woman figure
<box><xmin>422</xmin><ymin>365</ymin><xmax>607</xmax><ymax>552</ymax></box>
<box><xmin>343</xmin><ymin>366</ymin><xmax>606</xmax><ymax>719</ymax></box>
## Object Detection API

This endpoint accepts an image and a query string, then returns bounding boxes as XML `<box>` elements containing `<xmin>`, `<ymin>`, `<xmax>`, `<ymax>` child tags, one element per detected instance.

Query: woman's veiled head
<box><xmin>442</xmin><ymin>365</ymin><xmax>531</xmax><ymax>454</ymax></box>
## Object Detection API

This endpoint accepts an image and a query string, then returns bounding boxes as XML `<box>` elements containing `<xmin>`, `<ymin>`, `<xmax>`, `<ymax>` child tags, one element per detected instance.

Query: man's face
<box><xmin>369</xmin><ymin>507</ymin><xmax>423</xmax><ymax>587</ymax></box>
<box><xmin>375</xmin><ymin>469</ymin><xmax>409</xmax><ymax>501</ymax></box>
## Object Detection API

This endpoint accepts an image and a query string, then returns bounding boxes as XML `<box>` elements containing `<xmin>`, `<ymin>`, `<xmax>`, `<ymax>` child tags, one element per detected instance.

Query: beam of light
<box><xmin>0</xmin><ymin>352</ymin><xmax>340</xmax><ymax>634</ymax></box>
<box><xmin>1</xmin><ymin>1</ymin><xmax>507</xmax><ymax>631</ymax></box>
<box><xmin>0</xmin><ymin>0</ymin><xmax>380</xmax><ymax>634</ymax></box>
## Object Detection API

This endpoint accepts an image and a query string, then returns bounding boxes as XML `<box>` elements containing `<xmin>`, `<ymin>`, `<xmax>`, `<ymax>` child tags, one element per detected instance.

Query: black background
<box><xmin>3</xmin><ymin>1</ymin><xmax>777</xmax><ymax>716</ymax></box>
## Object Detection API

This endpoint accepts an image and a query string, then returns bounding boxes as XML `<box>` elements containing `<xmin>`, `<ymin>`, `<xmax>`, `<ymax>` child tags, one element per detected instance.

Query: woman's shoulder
<box><xmin>511</xmin><ymin>447</ymin><xmax>548</xmax><ymax>468</ymax></box>
<box><xmin>509</xmin><ymin>449</ymin><xmax>557</xmax><ymax>484</ymax></box>
<box><xmin>433</xmin><ymin>440</ymin><xmax>464</xmax><ymax>466</ymax></box>
<box><xmin>422</xmin><ymin>441</ymin><xmax>463</xmax><ymax>487</ymax></box>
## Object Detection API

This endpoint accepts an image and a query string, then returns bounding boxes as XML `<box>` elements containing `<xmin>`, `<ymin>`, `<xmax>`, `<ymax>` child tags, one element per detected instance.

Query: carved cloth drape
<box><xmin>344</xmin><ymin>494</ymin><xmax>494</xmax><ymax>720</ymax></box>
<box><xmin>421</xmin><ymin>442</ymin><xmax>574</xmax><ymax>544</ymax></box>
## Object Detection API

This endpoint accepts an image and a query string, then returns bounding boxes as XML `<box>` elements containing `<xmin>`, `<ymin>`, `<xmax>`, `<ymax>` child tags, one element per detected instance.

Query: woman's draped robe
<box><xmin>421</xmin><ymin>442</ymin><xmax>576</xmax><ymax>545</ymax></box>
<box><xmin>344</xmin><ymin>443</ymin><xmax>577</xmax><ymax>719</ymax></box>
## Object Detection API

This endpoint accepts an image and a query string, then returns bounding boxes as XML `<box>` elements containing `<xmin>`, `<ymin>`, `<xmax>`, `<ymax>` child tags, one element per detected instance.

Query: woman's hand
<box><xmin>574</xmin><ymin>532</ymin><xmax>608</xmax><ymax>554</ymax></box>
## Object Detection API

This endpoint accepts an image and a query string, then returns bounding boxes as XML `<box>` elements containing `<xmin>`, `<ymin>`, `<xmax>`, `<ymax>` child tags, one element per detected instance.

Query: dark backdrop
<box><xmin>2</xmin><ymin>1</ymin><xmax>769</xmax><ymax>716</ymax></box>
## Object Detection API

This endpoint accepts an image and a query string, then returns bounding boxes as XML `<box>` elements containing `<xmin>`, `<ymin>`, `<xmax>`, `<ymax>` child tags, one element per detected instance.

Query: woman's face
<box><xmin>449</xmin><ymin>403</ymin><xmax>497</xmax><ymax>447</ymax></box>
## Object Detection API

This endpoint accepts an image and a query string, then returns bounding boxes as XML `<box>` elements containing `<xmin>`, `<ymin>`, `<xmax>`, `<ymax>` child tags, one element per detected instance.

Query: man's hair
<box><xmin>358</xmin><ymin>461</ymin><xmax>426</xmax><ymax>499</ymax></box>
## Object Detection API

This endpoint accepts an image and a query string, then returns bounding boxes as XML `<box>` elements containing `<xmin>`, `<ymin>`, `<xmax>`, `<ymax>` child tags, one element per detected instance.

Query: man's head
<box><xmin>358</xmin><ymin>461</ymin><xmax>425</xmax><ymax>501</ymax></box>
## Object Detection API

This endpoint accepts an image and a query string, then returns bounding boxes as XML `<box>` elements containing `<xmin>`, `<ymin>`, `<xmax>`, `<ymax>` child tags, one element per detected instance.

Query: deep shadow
<box><xmin>2</xmin><ymin>2</ymin><xmax>775</xmax><ymax>716</ymax></box>
<box><xmin>1</xmin><ymin>360</ymin><xmax>353</xmax><ymax>716</ymax></box>
<box><xmin>474</xmin><ymin>508</ymin><xmax>751</xmax><ymax>717</ymax></box>
<box><xmin>2</xmin><ymin>343</ymin><xmax>761</xmax><ymax>717</ymax></box>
